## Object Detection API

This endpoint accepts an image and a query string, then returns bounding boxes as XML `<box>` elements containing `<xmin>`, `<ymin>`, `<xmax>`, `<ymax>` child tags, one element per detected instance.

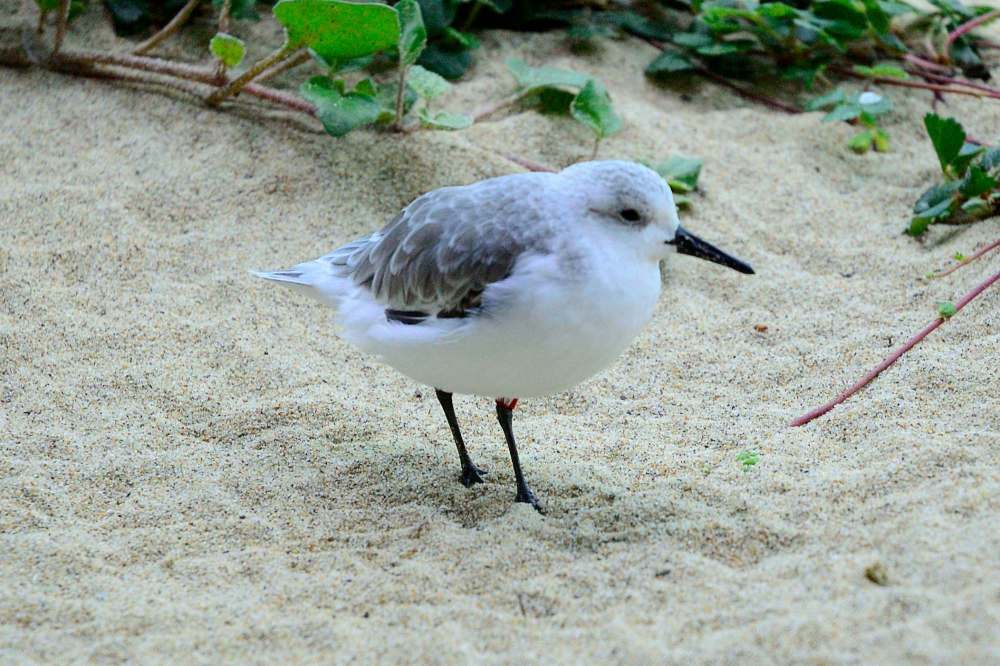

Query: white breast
<box><xmin>340</xmin><ymin>229</ymin><xmax>663</xmax><ymax>399</ymax></box>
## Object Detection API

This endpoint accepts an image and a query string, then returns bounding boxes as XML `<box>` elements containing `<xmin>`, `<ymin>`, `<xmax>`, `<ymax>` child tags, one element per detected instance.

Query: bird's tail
<box><xmin>252</xmin><ymin>258</ymin><xmax>353</xmax><ymax>307</ymax></box>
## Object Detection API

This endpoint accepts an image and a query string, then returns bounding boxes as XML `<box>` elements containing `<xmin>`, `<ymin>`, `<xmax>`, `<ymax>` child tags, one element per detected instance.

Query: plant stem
<box><xmin>460</xmin><ymin>1</ymin><xmax>482</xmax><ymax>32</ymax></box>
<box><xmin>394</xmin><ymin>65</ymin><xmax>408</xmax><ymax>131</ymax></box>
<box><xmin>215</xmin><ymin>0</ymin><xmax>232</xmax><ymax>80</ymax></box>
<box><xmin>930</xmin><ymin>238</ymin><xmax>1000</xmax><ymax>278</ymax></box>
<box><xmin>591</xmin><ymin>136</ymin><xmax>600</xmax><ymax>160</ymax></box>
<box><xmin>909</xmin><ymin>69</ymin><xmax>1000</xmax><ymax>97</ymax></box>
<box><xmin>218</xmin><ymin>0</ymin><xmax>232</xmax><ymax>34</ymax></box>
<box><xmin>790</xmin><ymin>267</ymin><xmax>1000</xmax><ymax>426</ymax></box>
<box><xmin>695</xmin><ymin>67</ymin><xmax>802</xmax><ymax>113</ymax></box>
<box><xmin>52</xmin><ymin>0</ymin><xmax>70</xmax><ymax>57</ymax></box>
<box><xmin>207</xmin><ymin>42</ymin><xmax>294</xmax><ymax>106</ymax></box>
<box><xmin>133</xmin><ymin>0</ymin><xmax>201</xmax><ymax>55</ymax></box>
<box><xmin>253</xmin><ymin>48</ymin><xmax>309</xmax><ymax>86</ymax></box>
<box><xmin>37</xmin><ymin>8</ymin><xmax>47</xmax><ymax>34</ymax></box>
<box><xmin>947</xmin><ymin>8</ymin><xmax>1000</xmax><ymax>46</ymax></box>
<box><xmin>472</xmin><ymin>90</ymin><xmax>530</xmax><ymax>122</ymax></box>
<box><xmin>903</xmin><ymin>53</ymin><xmax>952</xmax><ymax>74</ymax></box>
<box><xmin>836</xmin><ymin>65</ymin><xmax>1000</xmax><ymax>99</ymax></box>
<box><xmin>7</xmin><ymin>47</ymin><xmax>317</xmax><ymax>115</ymax></box>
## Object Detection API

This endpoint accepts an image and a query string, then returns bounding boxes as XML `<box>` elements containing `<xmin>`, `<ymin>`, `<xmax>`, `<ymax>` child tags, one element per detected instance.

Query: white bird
<box><xmin>254</xmin><ymin>160</ymin><xmax>753</xmax><ymax>512</ymax></box>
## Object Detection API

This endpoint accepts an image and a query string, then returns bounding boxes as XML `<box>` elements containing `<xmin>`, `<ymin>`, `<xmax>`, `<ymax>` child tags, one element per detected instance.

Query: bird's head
<box><xmin>561</xmin><ymin>160</ymin><xmax>754</xmax><ymax>275</ymax></box>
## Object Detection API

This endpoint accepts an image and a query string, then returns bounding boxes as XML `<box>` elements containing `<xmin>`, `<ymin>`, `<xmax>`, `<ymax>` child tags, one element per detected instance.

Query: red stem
<box><xmin>931</xmin><ymin>238</ymin><xmax>1000</xmax><ymax>278</ymax></box>
<box><xmin>503</xmin><ymin>154</ymin><xmax>556</xmax><ymax>172</ymax></box>
<box><xmin>695</xmin><ymin>67</ymin><xmax>801</xmax><ymax>114</ymax></box>
<box><xmin>947</xmin><ymin>9</ymin><xmax>1000</xmax><ymax>46</ymax></box>
<box><xmin>790</xmin><ymin>267</ymin><xmax>1000</xmax><ymax>427</ymax></box>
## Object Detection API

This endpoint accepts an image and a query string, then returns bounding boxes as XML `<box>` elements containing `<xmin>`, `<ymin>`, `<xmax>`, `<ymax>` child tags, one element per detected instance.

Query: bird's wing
<box><xmin>327</xmin><ymin>172</ymin><xmax>558</xmax><ymax>312</ymax></box>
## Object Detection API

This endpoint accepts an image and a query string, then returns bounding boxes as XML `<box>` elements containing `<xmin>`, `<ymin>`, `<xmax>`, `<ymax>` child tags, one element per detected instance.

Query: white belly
<box><xmin>341</xmin><ymin>250</ymin><xmax>662</xmax><ymax>398</ymax></box>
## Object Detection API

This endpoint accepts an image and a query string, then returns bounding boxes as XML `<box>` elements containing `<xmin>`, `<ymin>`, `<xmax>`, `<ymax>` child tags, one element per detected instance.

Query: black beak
<box><xmin>668</xmin><ymin>226</ymin><xmax>755</xmax><ymax>275</ymax></box>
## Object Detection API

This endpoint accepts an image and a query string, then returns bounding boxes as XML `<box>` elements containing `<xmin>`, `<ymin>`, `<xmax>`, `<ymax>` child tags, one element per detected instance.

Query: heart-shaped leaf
<box><xmin>300</xmin><ymin>76</ymin><xmax>381</xmax><ymax>137</ymax></box>
<box><xmin>396</xmin><ymin>0</ymin><xmax>427</xmax><ymax>67</ymax></box>
<box><xmin>210</xmin><ymin>33</ymin><xmax>246</xmax><ymax>68</ymax></box>
<box><xmin>273</xmin><ymin>0</ymin><xmax>400</xmax><ymax>62</ymax></box>
<box><xmin>418</xmin><ymin>109</ymin><xmax>473</xmax><ymax>130</ymax></box>
<box><xmin>570</xmin><ymin>79</ymin><xmax>622</xmax><ymax>139</ymax></box>
<box><xmin>507</xmin><ymin>58</ymin><xmax>590</xmax><ymax>92</ymax></box>
<box><xmin>408</xmin><ymin>64</ymin><xmax>450</xmax><ymax>100</ymax></box>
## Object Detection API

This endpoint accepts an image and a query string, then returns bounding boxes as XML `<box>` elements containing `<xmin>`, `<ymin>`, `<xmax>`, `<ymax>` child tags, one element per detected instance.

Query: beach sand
<box><xmin>2</xmin><ymin>9</ymin><xmax>999</xmax><ymax>664</ymax></box>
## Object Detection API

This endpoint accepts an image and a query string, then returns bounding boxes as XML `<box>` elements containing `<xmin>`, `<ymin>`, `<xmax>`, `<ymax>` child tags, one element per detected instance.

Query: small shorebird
<box><xmin>255</xmin><ymin>161</ymin><xmax>753</xmax><ymax>512</ymax></box>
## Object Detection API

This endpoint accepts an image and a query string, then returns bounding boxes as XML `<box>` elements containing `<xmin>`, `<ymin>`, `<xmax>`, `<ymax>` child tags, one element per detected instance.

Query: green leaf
<box><xmin>418</xmin><ymin>44</ymin><xmax>472</xmax><ymax>80</ymax></box>
<box><xmin>857</xmin><ymin>91</ymin><xmax>891</xmax><ymax>115</ymax></box>
<box><xmin>951</xmin><ymin>143</ymin><xmax>985</xmax><ymax>177</ymax></box>
<box><xmin>805</xmin><ymin>88</ymin><xmax>846</xmax><ymax>111</ymax></box>
<box><xmin>923</xmin><ymin>113</ymin><xmax>966</xmax><ymax>173</ymax></box>
<box><xmin>35</xmin><ymin>0</ymin><xmax>60</xmax><ymax>10</ymax></box>
<box><xmin>849</xmin><ymin>130</ymin><xmax>873</xmax><ymax>153</ymax></box>
<box><xmin>960</xmin><ymin>165</ymin><xmax>998</xmax><ymax>197</ymax></box>
<box><xmin>273</xmin><ymin>0</ymin><xmax>400</xmax><ymax>62</ymax></box>
<box><xmin>853</xmin><ymin>64</ymin><xmax>908</xmax><ymax>79</ymax></box>
<box><xmin>407</xmin><ymin>64</ymin><xmax>450</xmax><ymax>100</ymax></box>
<box><xmin>210</xmin><ymin>33</ymin><xmax>246</xmax><ymax>68</ymax></box>
<box><xmin>300</xmin><ymin>76</ymin><xmax>381</xmax><ymax>137</ymax></box>
<box><xmin>872</xmin><ymin>128</ymin><xmax>890</xmax><ymax>152</ymax></box>
<box><xmin>823</xmin><ymin>102</ymin><xmax>862</xmax><ymax>122</ymax></box>
<box><xmin>374</xmin><ymin>81</ymin><xmax>416</xmax><ymax>124</ymax></box>
<box><xmin>978</xmin><ymin>146</ymin><xmax>1000</xmax><ymax>173</ymax></box>
<box><xmin>645</xmin><ymin>51</ymin><xmax>695</xmax><ymax>76</ymax></box>
<box><xmin>417</xmin><ymin>109</ymin><xmax>473</xmax><ymax>130</ymax></box>
<box><xmin>443</xmin><ymin>27</ymin><xmax>479</xmax><ymax>49</ymax></box>
<box><xmin>937</xmin><ymin>301</ymin><xmax>957</xmax><ymax>318</ymax></box>
<box><xmin>961</xmin><ymin>197</ymin><xmax>989</xmax><ymax>215</ymax></box>
<box><xmin>674</xmin><ymin>194</ymin><xmax>693</xmax><ymax>209</ymax></box>
<box><xmin>651</xmin><ymin>156</ymin><xmax>703</xmax><ymax>193</ymax></box>
<box><xmin>506</xmin><ymin>58</ymin><xmax>591</xmax><ymax>92</ymax></box>
<box><xmin>570</xmin><ymin>80</ymin><xmax>623</xmax><ymax>139</ymax></box>
<box><xmin>396</xmin><ymin>0</ymin><xmax>426</xmax><ymax>67</ymax></box>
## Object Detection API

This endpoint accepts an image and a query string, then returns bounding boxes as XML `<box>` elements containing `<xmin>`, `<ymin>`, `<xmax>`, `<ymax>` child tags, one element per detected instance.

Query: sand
<box><xmin>2</xmin><ymin>7</ymin><xmax>1000</xmax><ymax>664</ymax></box>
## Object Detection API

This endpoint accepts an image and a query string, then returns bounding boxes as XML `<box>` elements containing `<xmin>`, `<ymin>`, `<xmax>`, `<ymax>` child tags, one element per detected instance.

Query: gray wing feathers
<box><xmin>332</xmin><ymin>174</ymin><xmax>554</xmax><ymax>310</ymax></box>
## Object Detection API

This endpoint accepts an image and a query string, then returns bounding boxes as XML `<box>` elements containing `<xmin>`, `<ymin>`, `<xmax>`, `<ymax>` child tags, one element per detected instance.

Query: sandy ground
<box><xmin>2</xmin><ymin>6</ymin><xmax>1000</xmax><ymax>664</ymax></box>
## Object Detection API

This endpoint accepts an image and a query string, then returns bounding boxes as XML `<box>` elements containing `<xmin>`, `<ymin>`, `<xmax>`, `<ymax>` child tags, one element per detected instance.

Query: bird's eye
<box><xmin>619</xmin><ymin>209</ymin><xmax>641</xmax><ymax>222</ymax></box>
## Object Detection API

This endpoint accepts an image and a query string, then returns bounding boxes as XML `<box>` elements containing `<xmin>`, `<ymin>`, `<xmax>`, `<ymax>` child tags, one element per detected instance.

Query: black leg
<box><xmin>435</xmin><ymin>389</ymin><xmax>486</xmax><ymax>487</ymax></box>
<box><xmin>495</xmin><ymin>400</ymin><xmax>544</xmax><ymax>513</ymax></box>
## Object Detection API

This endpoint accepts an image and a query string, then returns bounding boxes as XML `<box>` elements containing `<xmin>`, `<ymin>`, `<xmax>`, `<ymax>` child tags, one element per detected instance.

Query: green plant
<box><xmin>736</xmin><ymin>449</ymin><xmax>759</xmax><ymax>470</ymax></box>
<box><xmin>909</xmin><ymin>113</ymin><xmax>1000</xmax><ymax>236</ymax></box>
<box><xmin>806</xmin><ymin>87</ymin><xmax>892</xmax><ymax>153</ymax></box>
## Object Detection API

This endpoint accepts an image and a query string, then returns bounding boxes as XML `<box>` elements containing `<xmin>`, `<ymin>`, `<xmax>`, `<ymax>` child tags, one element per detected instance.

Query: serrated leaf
<box><xmin>300</xmin><ymin>76</ymin><xmax>380</xmax><ymax>137</ymax></box>
<box><xmin>273</xmin><ymin>0</ymin><xmax>399</xmax><ymax>62</ymax></box>
<box><xmin>417</xmin><ymin>109</ymin><xmax>473</xmax><ymax>130</ymax></box>
<box><xmin>645</xmin><ymin>51</ymin><xmax>695</xmax><ymax>75</ymax></box>
<box><xmin>407</xmin><ymin>64</ymin><xmax>450</xmax><ymax>100</ymax></box>
<box><xmin>570</xmin><ymin>80</ymin><xmax>622</xmax><ymax>139</ymax></box>
<box><xmin>651</xmin><ymin>156</ymin><xmax>703</xmax><ymax>193</ymax></box>
<box><xmin>210</xmin><ymin>33</ymin><xmax>246</xmax><ymax>68</ymax></box>
<box><xmin>396</xmin><ymin>0</ymin><xmax>426</xmax><ymax>67</ymax></box>
<box><xmin>506</xmin><ymin>58</ymin><xmax>591</xmax><ymax>92</ymax></box>
<box><xmin>960</xmin><ymin>165</ymin><xmax>998</xmax><ymax>197</ymax></box>
<box><xmin>923</xmin><ymin>113</ymin><xmax>966</xmax><ymax>173</ymax></box>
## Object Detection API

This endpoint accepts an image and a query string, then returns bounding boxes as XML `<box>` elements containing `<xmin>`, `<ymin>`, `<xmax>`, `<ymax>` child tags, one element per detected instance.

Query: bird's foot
<box><xmin>460</xmin><ymin>464</ymin><xmax>487</xmax><ymax>488</ymax></box>
<box><xmin>515</xmin><ymin>486</ymin><xmax>545</xmax><ymax>514</ymax></box>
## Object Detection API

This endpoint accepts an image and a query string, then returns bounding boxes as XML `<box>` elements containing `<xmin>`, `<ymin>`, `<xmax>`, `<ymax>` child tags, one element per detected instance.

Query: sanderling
<box><xmin>255</xmin><ymin>160</ymin><xmax>753</xmax><ymax>512</ymax></box>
